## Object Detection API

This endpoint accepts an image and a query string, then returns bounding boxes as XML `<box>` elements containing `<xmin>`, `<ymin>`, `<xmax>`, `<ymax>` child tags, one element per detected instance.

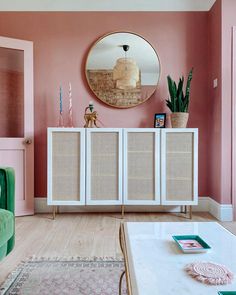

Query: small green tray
<box><xmin>172</xmin><ymin>235</ymin><xmax>211</xmax><ymax>253</ymax></box>
<box><xmin>218</xmin><ymin>292</ymin><xmax>236</xmax><ymax>295</ymax></box>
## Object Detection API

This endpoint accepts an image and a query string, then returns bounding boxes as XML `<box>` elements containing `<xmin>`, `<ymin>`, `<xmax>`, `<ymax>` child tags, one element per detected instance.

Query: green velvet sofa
<box><xmin>0</xmin><ymin>167</ymin><xmax>15</xmax><ymax>260</ymax></box>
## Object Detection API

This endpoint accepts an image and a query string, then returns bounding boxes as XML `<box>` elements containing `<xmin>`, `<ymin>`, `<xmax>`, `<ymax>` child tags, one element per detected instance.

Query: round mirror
<box><xmin>85</xmin><ymin>31</ymin><xmax>161</xmax><ymax>108</ymax></box>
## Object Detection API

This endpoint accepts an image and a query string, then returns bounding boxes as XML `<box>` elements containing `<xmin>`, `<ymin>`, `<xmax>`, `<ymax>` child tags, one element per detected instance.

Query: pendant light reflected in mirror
<box><xmin>113</xmin><ymin>44</ymin><xmax>139</xmax><ymax>90</ymax></box>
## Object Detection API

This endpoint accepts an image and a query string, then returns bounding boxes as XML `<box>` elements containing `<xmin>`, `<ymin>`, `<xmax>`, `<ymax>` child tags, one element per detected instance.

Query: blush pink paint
<box><xmin>0</xmin><ymin>11</ymin><xmax>220</xmax><ymax>203</ymax></box>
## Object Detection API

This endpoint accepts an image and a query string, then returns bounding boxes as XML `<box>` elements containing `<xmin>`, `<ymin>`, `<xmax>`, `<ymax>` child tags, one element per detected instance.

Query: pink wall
<box><xmin>0</xmin><ymin>12</ymin><xmax>209</xmax><ymax>198</ymax></box>
<box><xmin>208</xmin><ymin>0</ymin><xmax>236</xmax><ymax>205</ymax></box>
<box><xmin>208</xmin><ymin>0</ymin><xmax>222</xmax><ymax>204</ymax></box>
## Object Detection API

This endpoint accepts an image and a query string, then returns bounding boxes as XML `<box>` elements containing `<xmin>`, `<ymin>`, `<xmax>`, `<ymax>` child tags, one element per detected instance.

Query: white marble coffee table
<box><xmin>120</xmin><ymin>222</ymin><xmax>236</xmax><ymax>295</ymax></box>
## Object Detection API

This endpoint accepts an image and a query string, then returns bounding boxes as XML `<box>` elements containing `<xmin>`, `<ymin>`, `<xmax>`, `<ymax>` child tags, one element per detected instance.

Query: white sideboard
<box><xmin>47</xmin><ymin>128</ymin><xmax>198</xmax><ymax>211</ymax></box>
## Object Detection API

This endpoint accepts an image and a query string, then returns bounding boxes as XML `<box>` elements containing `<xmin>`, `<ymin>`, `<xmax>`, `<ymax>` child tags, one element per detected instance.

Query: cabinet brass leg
<box><xmin>184</xmin><ymin>205</ymin><xmax>187</xmax><ymax>214</ymax></box>
<box><xmin>53</xmin><ymin>206</ymin><xmax>56</xmax><ymax>220</ymax></box>
<box><xmin>119</xmin><ymin>270</ymin><xmax>125</xmax><ymax>295</ymax></box>
<box><xmin>189</xmin><ymin>205</ymin><xmax>192</xmax><ymax>219</ymax></box>
<box><xmin>121</xmin><ymin>205</ymin><xmax>125</xmax><ymax>219</ymax></box>
<box><xmin>181</xmin><ymin>205</ymin><xmax>187</xmax><ymax>213</ymax></box>
<box><xmin>53</xmin><ymin>206</ymin><xmax>59</xmax><ymax>220</ymax></box>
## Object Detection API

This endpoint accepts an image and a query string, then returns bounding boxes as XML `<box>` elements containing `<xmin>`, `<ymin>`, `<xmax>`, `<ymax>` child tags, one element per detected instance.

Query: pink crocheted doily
<box><xmin>185</xmin><ymin>262</ymin><xmax>234</xmax><ymax>285</ymax></box>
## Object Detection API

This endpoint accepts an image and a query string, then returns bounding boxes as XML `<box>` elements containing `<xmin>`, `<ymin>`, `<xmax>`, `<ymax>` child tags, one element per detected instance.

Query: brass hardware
<box><xmin>121</xmin><ymin>205</ymin><xmax>125</xmax><ymax>219</ymax></box>
<box><xmin>84</xmin><ymin>104</ymin><xmax>99</xmax><ymax>128</ymax></box>
<box><xmin>119</xmin><ymin>224</ymin><xmax>124</xmax><ymax>254</ymax></box>
<box><xmin>119</xmin><ymin>270</ymin><xmax>126</xmax><ymax>295</ymax></box>
<box><xmin>189</xmin><ymin>205</ymin><xmax>192</xmax><ymax>219</ymax></box>
<box><xmin>24</xmin><ymin>138</ymin><xmax>32</xmax><ymax>145</ymax></box>
<box><xmin>119</xmin><ymin>223</ymin><xmax>133</xmax><ymax>295</ymax></box>
<box><xmin>182</xmin><ymin>205</ymin><xmax>191</xmax><ymax>219</ymax></box>
<box><xmin>53</xmin><ymin>206</ymin><xmax>56</xmax><ymax>220</ymax></box>
<box><xmin>52</xmin><ymin>205</ymin><xmax>59</xmax><ymax>220</ymax></box>
<box><xmin>185</xmin><ymin>205</ymin><xmax>187</xmax><ymax>214</ymax></box>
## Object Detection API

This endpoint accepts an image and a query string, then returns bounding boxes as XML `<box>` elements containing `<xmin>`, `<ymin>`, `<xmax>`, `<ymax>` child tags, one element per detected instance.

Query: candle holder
<box><xmin>84</xmin><ymin>102</ymin><xmax>99</xmax><ymax>128</ymax></box>
<box><xmin>58</xmin><ymin>112</ymin><xmax>64</xmax><ymax>127</ymax></box>
<box><xmin>68</xmin><ymin>110</ymin><xmax>73</xmax><ymax>127</ymax></box>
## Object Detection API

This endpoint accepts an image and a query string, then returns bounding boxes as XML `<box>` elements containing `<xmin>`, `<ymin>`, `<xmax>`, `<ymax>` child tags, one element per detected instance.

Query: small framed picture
<box><xmin>154</xmin><ymin>113</ymin><xmax>166</xmax><ymax>128</ymax></box>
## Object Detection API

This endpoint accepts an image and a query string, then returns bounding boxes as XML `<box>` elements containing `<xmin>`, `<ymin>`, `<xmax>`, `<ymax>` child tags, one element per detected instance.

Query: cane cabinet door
<box><xmin>86</xmin><ymin>128</ymin><xmax>123</xmax><ymax>205</ymax></box>
<box><xmin>47</xmin><ymin>128</ymin><xmax>85</xmax><ymax>205</ymax></box>
<box><xmin>123</xmin><ymin>129</ymin><xmax>161</xmax><ymax>205</ymax></box>
<box><xmin>161</xmin><ymin>129</ymin><xmax>198</xmax><ymax>205</ymax></box>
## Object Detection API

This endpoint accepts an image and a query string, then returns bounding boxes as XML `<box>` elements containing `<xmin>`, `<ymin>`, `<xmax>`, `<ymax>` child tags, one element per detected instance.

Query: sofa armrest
<box><xmin>0</xmin><ymin>167</ymin><xmax>15</xmax><ymax>214</ymax></box>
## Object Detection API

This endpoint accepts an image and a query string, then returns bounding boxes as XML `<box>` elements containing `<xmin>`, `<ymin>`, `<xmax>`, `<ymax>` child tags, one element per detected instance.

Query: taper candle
<box><xmin>68</xmin><ymin>82</ymin><xmax>73</xmax><ymax>127</ymax></box>
<box><xmin>60</xmin><ymin>86</ymin><xmax>63</xmax><ymax>114</ymax></box>
<box><xmin>69</xmin><ymin>82</ymin><xmax>72</xmax><ymax>110</ymax></box>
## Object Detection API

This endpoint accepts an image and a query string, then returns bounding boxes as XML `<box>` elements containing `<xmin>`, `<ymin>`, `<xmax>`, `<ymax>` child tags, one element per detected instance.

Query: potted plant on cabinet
<box><xmin>166</xmin><ymin>68</ymin><xmax>193</xmax><ymax>128</ymax></box>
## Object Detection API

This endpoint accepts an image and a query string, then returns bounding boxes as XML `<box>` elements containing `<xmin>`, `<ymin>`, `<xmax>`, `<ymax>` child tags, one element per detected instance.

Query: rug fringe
<box><xmin>24</xmin><ymin>255</ymin><xmax>124</xmax><ymax>262</ymax></box>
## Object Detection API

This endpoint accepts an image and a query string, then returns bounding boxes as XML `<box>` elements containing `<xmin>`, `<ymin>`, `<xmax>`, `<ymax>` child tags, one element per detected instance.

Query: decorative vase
<box><xmin>170</xmin><ymin>112</ymin><xmax>189</xmax><ymax>128</ymax></box>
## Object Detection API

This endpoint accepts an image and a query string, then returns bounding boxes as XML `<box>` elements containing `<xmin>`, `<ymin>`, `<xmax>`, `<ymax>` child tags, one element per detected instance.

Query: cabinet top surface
<box><xmin>124</xmin><ymin>222</ymin><xmax>236</xmax><ymax>295</ymax></box>
<box><xmin>47</xmin><ymin>127</ymin><xmax>198</xmax><ymax>132</ymax></box>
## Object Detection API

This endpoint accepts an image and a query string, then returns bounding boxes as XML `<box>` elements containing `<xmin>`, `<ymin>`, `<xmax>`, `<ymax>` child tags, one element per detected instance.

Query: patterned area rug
<box><xmin>0</xmin><ymin>258</ymin><xmax>127</xmax><ymax>295</ymax></box>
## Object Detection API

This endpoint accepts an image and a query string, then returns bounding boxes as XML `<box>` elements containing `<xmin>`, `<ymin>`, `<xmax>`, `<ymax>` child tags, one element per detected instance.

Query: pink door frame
<box><xmin>232</xmin><ymin>26</ymin><xmax>236</xmax><ymax>220</ymax></box>
<box><xmin>0</xmin><ymin>36</ymin><xmax>34</xmax><ymax>216</ymax></box>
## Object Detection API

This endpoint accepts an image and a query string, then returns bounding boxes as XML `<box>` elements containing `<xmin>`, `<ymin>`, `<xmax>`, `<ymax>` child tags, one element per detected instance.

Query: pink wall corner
<box><xmin>0</xmin><ymin>12</ymin><xmax>209</xmax><ymax>198</ymax></box>
<box><xmin>208</xmin><ymin>0</ymin><xmax>222</xmax><ymax>204</ymax></box>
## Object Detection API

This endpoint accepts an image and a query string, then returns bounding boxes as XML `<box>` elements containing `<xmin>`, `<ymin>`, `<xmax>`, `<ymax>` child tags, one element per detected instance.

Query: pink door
<box><xmin>0</xmin><ymin>36</ymin><xmax>34</xmax><ymax>216</ymax></box>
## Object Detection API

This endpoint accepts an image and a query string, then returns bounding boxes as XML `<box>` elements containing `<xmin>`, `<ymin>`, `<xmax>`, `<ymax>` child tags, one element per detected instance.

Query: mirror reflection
<box><xmin>86</xmin><ymin>32</ymin><xmax>160</xmax><ymax>108</ymax></box>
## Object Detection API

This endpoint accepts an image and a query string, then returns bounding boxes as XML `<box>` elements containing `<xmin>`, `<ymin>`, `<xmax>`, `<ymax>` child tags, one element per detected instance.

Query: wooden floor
<box><xmin>0</xmin><ymin>212</ymin><xmax>235</xmax><ymax>285</ymax></box>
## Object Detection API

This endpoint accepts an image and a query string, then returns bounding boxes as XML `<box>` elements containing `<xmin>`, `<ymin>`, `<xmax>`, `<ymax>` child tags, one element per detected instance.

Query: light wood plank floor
<box><xmin>0</xmin><ymin>212</ymin><xmax>235</xmax><ymax>285</ymax></box>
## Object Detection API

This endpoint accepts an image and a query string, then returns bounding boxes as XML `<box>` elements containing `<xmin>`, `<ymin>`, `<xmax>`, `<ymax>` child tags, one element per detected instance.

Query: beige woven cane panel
<box><xmin>52</xmin><ymin>132</ymin><xmax>80</xmax><ymax>201</ymax></box>
<box><xmin>166</xmin><ymin>133</ymin><xmax>193</xmax><ymax>152</ymax></box>
<box><xmin>166</xmin><ymin>132</ymin><xmax>193</xmax><ymax>201</ymax></box>
<box><xmin>127</xmin><ymin>132</ymin><xmax>155</xmax><ymax>201</ymax></box>
<box><xmin>166</xmin><ymin>180</ymin><xmax>193</xmax><ymax>201</ymax></box>
<box><xmin>167</xmin><ymin>153</ymin><xmax>192</xmax><ymax>179</ymax></box>
<box><xmin>90</xmin><ymin>132</ymin><xmax>119</xmax><ymax>201</ymax></box>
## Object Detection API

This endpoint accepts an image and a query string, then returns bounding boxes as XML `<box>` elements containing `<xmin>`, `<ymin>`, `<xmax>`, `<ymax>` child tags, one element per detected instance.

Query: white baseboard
<box><xmin>208</xmin><ymin>198</ymin><xmax>233</xmax><ymax>221</ymax></box>
<box><xmin>34</xmin><ymin>196</ymin><xmax>233</xmax><ymax>221</ymax></box>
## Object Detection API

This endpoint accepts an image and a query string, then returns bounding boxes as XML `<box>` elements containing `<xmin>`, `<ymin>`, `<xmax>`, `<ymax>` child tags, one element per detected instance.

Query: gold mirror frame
<box><xmin>85</xmin><ymin>31</ymin><xmax>161</xmax><ymax>109</ymax></box>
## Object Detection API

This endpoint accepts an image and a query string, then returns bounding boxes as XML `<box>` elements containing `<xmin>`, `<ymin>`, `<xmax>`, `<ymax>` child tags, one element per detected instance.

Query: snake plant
<box><xmin>166</xmin><ymin>68</ymin><xmax>193</xmax><ymax>113</ymax></box>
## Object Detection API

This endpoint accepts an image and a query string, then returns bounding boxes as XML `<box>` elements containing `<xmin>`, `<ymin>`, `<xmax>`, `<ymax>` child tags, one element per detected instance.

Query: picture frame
<box><xmin>154</xmin><ymin>113</ymin><xmax>166</xmax><ymax>128</ymax></box>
